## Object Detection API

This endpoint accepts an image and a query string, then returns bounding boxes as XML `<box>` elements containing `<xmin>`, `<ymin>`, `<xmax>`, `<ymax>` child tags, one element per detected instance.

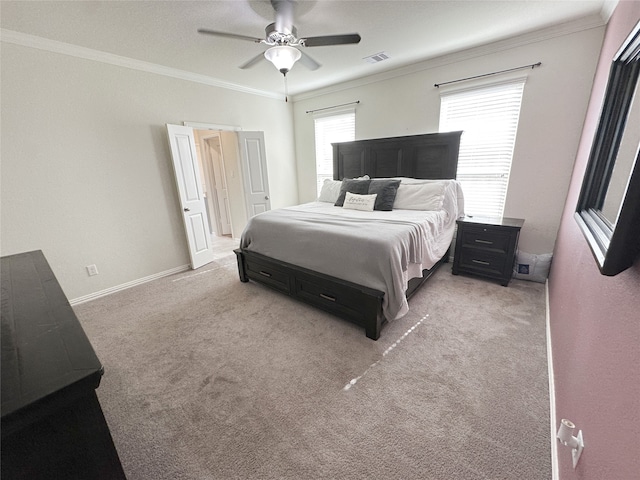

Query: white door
<box><xmin>238</xmin><ymin>131</ymin><xmax>271</xmax><ymax>217</ymax></box>
<box><xmin>166</xmin><ymin>124</ymin><xmax>215</xmax><ymax>269</ymax></box>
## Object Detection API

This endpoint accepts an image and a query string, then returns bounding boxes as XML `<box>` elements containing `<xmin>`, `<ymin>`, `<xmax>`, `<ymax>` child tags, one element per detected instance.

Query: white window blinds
<box><xmin>439</xmin><ymin>78</ymin><xmax>525</xmax><ymax>217</ymax></box>
<box><xmin>314</xmin><ymin>110</ymin><xmax>355</xmax><ymax>195</ymax></box>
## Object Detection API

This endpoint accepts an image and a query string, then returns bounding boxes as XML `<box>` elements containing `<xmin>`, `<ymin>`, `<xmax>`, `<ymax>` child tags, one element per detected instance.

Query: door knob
<box><xmin>183</xmin><ymin>208</ymin><xmax>190</xmax><ymax>212</ymax></box>
<box><xmin>264</xmin><ymin>196</ymin><xmax>269</xmax><ymax>200</ymax></box>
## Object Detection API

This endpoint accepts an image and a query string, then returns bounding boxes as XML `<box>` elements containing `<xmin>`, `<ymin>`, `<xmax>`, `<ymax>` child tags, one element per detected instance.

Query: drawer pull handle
<box><xmin>259</xmin><ymin>271</ymin><xmax>272</xmax><ymax>278</ymax></box>
<box><xmin>474</xmin><ymin>239</ymin><xmax>493</xmax><ymax>245</ymax></box>
<box><xmin>320</xmin><ymin>293</ymin><xmax>336</xmax><ymax>302</ymax></box>
<box><xmin>472</xmin><ymin>259</ymin><xmax>491</xmax><ymax>266</ymax></box>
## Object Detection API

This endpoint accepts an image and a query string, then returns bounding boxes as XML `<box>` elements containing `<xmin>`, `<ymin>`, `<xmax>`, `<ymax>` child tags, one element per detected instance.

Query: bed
<box><xmin>234</xmin><ymin>131</ymin><xmax>462</xmax><ymax>340</ymax></box>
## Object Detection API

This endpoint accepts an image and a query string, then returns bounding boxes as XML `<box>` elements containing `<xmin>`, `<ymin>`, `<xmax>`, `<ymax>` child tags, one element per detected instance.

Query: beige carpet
<box><xmin>74</xmin><ymin>255</ymin><xmax>551</xmax><ymax>480</ymax></box>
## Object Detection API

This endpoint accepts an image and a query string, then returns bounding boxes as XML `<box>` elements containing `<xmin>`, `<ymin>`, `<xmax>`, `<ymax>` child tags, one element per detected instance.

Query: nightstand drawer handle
<box><xmin>472</xmin><ymin>259</ymin><xmax>491</xmax><ymax>266</ymax></box>
<box><xmin>259</xmin><ymin>271</ymin><xmax>272</xmax><ymax>278</ymax></box>
<box><xmin>474</xmin><ymin>239</ymin><xmax>494</xmax><ymax>245</ymax></box>
<box><xmin>320</xmin><ymin>293</ymin><xmax>336</xmax><ymax>302</ymax></box>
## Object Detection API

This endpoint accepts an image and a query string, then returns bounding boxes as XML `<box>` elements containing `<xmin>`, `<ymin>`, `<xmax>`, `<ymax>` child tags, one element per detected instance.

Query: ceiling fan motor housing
<box><xmin>265</xmin><ymin>23</ymin><xmax>298</xmax><ymax>45</ymax></box>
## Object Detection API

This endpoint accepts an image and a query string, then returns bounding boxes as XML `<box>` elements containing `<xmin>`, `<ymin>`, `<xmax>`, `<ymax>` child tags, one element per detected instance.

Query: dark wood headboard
<box><xmin>332</xmin><ymin>131</ymin><xmax>462</xmax><ymax>180</ymax></box>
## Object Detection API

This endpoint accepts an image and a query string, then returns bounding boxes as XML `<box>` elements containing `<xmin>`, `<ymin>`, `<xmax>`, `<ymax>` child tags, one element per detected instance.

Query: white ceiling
<box><xmin>1</xmin><ymin>1</ymin><xmax>610</xmax><ymax>98</ymax></box>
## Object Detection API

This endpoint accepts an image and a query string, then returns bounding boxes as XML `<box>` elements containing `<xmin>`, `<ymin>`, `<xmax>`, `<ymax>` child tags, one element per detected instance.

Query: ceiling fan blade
<box><xmin>301</xmin><ymin>33</ymin><xmax>361</xmax><ymax>47</ymax></box>
<box><xmin>239</xmin><ymin>52</ymin><xmax>267</xmax><ymax>70</ymax></box>
<box><xmin>197</xmin><ymin>29</ymin><xmax>262</xmax><ymax>43</ymax></box>
<box><xmin>298</xmin><ymin>50</ymin><xmax>321</xmax><ymax>71</ymax></box>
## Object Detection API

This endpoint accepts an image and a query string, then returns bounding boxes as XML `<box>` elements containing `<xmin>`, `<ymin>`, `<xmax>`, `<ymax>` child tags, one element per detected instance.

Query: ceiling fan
<box><xmin>198</xmin><ymin>0</ymin><xmax>361</xmax><ymax>76</ymax></box>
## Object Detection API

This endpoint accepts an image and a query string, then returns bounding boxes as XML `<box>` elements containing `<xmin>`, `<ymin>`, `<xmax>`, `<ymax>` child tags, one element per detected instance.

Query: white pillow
<box><xmin>342</xmin><ymin>192</ymin><xmax>377</xmax><ymax>211</ymax></box>
<box><xmin>393</xmin><ymin>182</ymin><xmax>446</xmax><ymax>210</ymax></box>
<box><xmin>317</xmin><ymin>179</ymin><xmax>342</xmax><ymax>203</ymax></box>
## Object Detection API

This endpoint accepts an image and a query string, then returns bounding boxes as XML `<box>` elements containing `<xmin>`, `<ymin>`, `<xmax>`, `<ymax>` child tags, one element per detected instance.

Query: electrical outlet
<box><xmin>86</xmin><ymin>264</ymin><xmax>99</xmax><ymax>276</ymax></box>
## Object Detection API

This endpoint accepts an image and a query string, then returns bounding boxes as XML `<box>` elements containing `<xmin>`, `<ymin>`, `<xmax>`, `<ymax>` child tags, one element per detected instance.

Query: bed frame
<box><xmin>234</xmin><ymin>131</ymin><xmax>462</xmax><ymax>340</ymax></box>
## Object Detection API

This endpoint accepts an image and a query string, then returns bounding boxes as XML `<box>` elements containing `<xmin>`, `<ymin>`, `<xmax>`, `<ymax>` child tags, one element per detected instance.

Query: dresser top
<box><xmin>457</xmin><ymin>215</ymin><xmax>525</xmax><ymax>229</ymax></box>
<box><xmin>1</xmin><ymin>250</ymin><xmax>103</xmax><ymax>425</ymax></box>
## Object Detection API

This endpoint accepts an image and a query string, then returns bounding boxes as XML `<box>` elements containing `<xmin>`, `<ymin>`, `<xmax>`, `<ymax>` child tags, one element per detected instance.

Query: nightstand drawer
<box><xmin>457</xmin><ymin>248</ymin><xmax>509</xmax><ymax>277</ymax></box>
<box><xmin>460</xmin><ymin>227</ymin><xmax>512</xmax><ymax>253</ymax></box>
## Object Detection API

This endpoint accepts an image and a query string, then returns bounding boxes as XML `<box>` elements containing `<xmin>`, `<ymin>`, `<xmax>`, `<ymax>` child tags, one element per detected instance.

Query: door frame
<box><xmin>181</xmin><ymin>122</ymin><xmax>270</xmax><ymax>233</ymax></box>
<box><xmin>186</xmin><ymin>122</ymin><xmax>240</xmax><ymax>238</ymax></box>
<box><xmin>184</xmin><ymin>122</ymin><xmax>242</xmax><ymax>131</ymax></box>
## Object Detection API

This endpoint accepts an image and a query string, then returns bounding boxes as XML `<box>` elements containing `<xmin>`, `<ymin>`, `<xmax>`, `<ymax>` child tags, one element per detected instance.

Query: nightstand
<box><xmin>452</xmin><ymin>216</ymin><xmax>524</xmax><ymax>286</ymax></box>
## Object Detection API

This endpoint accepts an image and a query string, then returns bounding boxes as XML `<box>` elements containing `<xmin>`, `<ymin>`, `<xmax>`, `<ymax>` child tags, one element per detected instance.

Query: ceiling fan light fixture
<box><xmin>264</xmin><ymin>45</ymin><xmax>301</xmax><ymax>75</ymax></box>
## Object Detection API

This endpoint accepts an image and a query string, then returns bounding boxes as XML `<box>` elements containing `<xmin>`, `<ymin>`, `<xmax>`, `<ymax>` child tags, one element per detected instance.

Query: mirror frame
<box><xmin>575</xmin><ymin>20</ymin><xmax>640</xmax><ymax>276</ymax></box>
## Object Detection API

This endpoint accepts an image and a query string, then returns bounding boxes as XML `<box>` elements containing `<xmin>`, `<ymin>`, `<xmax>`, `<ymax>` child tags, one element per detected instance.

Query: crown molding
<box><xmin>292</xmin><ymin>14</ymin><xmax>608</xmax><ymax>102</ymax></box>
<box><xmin>0</xmin><ymin>28</ymin><xmax>281</xmax><ymax>100</ymax></box>
<box><xmin>2</xmin><ymin>10</ymin><xmax>610</xmax><ymax>104</ymax></box>
<box><xmin>601</xmin><ymin>0</ymin><xmax>619</xmax><ymax>23</ymax></box>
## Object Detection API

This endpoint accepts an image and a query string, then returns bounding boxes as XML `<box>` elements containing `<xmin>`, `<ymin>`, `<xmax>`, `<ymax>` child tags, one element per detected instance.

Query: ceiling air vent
<box><xmin>364</xmin><ymin>52</ymin><xmax>390</xmax><ymax>64</ymax></box>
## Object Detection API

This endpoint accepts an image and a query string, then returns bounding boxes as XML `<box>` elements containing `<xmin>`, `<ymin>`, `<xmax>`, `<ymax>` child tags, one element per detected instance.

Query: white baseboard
<box><xmin>546</xmin><ymin>280</ymin><xmax>560</xmax><ymax>479</ymax></box>
<box><xmin>69</xmin><ymin>264</ymin><xmax>190</xmax><ymax>305</ymax></box>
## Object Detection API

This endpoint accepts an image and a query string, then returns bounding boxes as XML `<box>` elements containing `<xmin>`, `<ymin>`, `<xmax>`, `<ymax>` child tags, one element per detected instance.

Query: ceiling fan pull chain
<box><xmin>284</xmin><ymin>74</ymin><xmax>289</xmax><ymax>102</ymax></box>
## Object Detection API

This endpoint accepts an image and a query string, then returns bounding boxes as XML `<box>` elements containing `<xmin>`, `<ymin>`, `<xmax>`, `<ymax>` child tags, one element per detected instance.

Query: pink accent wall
<box><xmin>549</xmin><ymin>2</ymin><xmax>640</xmax><ymax>479</ymax></box>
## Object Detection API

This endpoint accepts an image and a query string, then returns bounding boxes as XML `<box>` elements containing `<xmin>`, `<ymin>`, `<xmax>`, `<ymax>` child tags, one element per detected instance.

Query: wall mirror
<box><xmin>575</xmin><ymin>20</ymin><xmax>640</xmax><ymax>276</ymax></box>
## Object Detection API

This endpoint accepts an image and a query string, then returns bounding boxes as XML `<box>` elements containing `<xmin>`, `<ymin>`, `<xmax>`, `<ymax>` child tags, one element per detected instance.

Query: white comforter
<box><xmin>240</xmin><ymin>181</ymin><xmax>463</xmax><ymax>321</ymax></box>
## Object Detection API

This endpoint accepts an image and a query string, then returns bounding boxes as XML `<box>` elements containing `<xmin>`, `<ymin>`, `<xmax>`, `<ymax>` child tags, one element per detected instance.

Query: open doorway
<box><xmin>193</xmin><ymin>129</ymin><xmax>233</xmax><ymax>241</ymax></box>
<box><xmin>167</xmin><ymin>123</ymin><xmax>271</xmax><ymax>267</ymax></box>
<box><xmin>190</xmin><ymin>127</ymin><xmax>271</xmax><ymax>242</ymax></box>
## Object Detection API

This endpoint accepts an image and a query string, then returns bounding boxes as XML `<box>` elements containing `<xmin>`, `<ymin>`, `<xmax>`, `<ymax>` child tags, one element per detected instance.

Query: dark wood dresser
<box><xmin>1</xmin><ymin>250</ymin><xmax>126</xmax><ymax>479</ymax></box>
<box><xmin>452</xmin><ymin>216</ymin><xmax>525</xmax><ymax>286</ymax></box>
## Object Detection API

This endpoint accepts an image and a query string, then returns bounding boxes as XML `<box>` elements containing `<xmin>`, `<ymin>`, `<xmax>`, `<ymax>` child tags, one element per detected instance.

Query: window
<box><xmin>439</xmin><ymin>78</ymin><xmax>526</xmax><ymax>217</ymax></box>
<box><xmin>314</xmin><ymin>110</ymin><xmax>355</xmax><ymax>195</ymax></box>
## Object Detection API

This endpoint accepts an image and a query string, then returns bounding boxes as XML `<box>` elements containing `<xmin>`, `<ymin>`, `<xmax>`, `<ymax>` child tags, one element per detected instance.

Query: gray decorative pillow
<box><xmin>368</xmin><ymin>179</ymin><xmax>401</xmax><ymax>210</ymax></box>
<box><xmin>334</xmin><ymin>179</ymin><xmax>372</xmax><ymax>206</ymax></box>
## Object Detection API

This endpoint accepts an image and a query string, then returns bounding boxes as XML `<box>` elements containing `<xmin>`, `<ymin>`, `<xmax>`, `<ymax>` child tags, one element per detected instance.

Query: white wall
<box><xmin>0</xmin><ymin>24</ymin><xmax>607</xmax><ymax>302</ymax></box>
<box><xmin>1</xmin><ymin>43</ymin><xmax>298</xmax><ymax>300</ymax></box>
<box><xmin>292</xmin><ymin>26</ymin><xmax>606</xmax><ymax>255</ymax></box>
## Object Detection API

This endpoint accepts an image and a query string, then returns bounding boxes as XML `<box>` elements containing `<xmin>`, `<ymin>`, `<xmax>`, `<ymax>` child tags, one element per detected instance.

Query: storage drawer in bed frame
<box><xmin>235</xmin><ymin>248</ymin><xmax>448</xmax><ymax>340</ymax></box>
<box><xmin>294</xmin><ymin>276</ymin><xmax>377</xmax><ymax>324</ymax></box>
<box><xmin>236</xmin><ymin>248</ymin><xmax>385</xmax><ymax>339</ymax></box>
<box><xmin>244</xmin><ymin>256</ymin><xmax>292</xmax><ymax>294</ymax></box>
